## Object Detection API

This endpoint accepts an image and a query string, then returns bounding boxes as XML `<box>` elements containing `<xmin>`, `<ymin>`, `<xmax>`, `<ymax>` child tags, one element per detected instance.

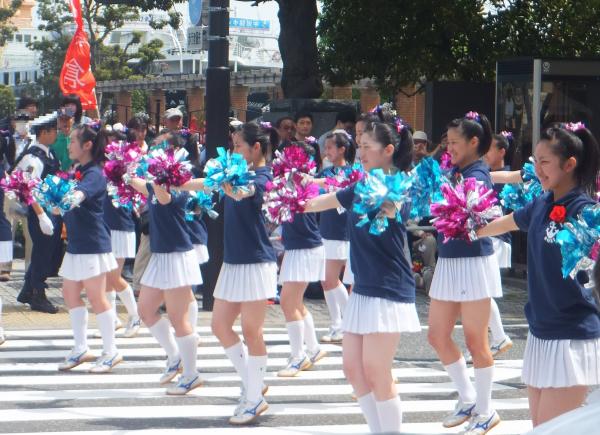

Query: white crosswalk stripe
<box><xmin>0</xmin><ymin>327</ymin><xmax>532</xmax><ymax>434</ymax></box>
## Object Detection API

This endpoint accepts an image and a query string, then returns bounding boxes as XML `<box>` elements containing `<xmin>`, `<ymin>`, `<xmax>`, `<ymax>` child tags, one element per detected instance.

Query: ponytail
<box><xmin>74</xmin><ymin>122</ymin><xmax>108</xmax><ymax>164</ymax></box>
<box><xmin>541</xmin><ymin>123</ymin><xmax>600</xmax><ymax>196</ymax></box>
<box><xmin>447</xmin><ymin>112</ymin><xmax>493</xmax><ymax>156</ymax></box>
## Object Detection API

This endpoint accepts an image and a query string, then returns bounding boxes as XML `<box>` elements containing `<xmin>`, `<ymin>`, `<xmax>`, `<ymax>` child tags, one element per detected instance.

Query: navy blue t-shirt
<box><xmin>63</xmin><ymin>162</ymin><xmax>112</xmax><ymax>254</ymax></box>
<box><xmin>0</xmin><ymin>173</ymin><xmax>12</xmax><ymax>242</ymax></box>
<box><xmin>223</xmin><ymin>166</ymin><xmax>276</xmax><ymax>264</ymax></box>
<box><xmin>514</xmin><ymin>188</ymin><xmax>600</xmax><ymax>340</ymax></box>
<box><xmin>282</xmin><ymin>213</ymin><xmax>322</xmax><ymax>250</ymax></box>
<box><xmin>186</xmin><ymin>215</ymin><xmax>208</xmax><ymax>245</ymax></box>
<box><xmin>146</xmin><ymin>184</ymin><xmax>193</xmax><ymax>254</ymax></box>
<box><xmin>102</xmin><ymin>195</ymin><xmax>135</xmax><ymax>232</ymax></box>
<box><xmin>318</xmin><ymin>166</ymin><xmax>349</xmax><ymax>241</ymax></box>
<box><xmin>491</xmin><ymin>165</ymin><xmax>512</xmax><ymax>245</ymax></box>
<box><xmin>337</xmin><ymin>185</ymin><xmax>416</xmax><ymax>303</ymax></box>
<box><xmin>437</xmin><ymin>160</ymin><xmax>495</xmax><ymax>258</ymax></box>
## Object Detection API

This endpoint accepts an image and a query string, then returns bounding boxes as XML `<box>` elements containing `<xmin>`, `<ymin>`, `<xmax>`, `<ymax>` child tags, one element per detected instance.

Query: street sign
<box><xmin>187</xmin><ymin>25</ymin><xmax>206</xmax><ymax>50</ymax></box>
<box><xmin>189</xmin><ymin>0</ymin><xmax>202</xmax><ymax>26</ymax></box>
<box><xmin>229</xmin><ymin>18</ymin><xmax>270</xmax><ymax>31</ymax></box>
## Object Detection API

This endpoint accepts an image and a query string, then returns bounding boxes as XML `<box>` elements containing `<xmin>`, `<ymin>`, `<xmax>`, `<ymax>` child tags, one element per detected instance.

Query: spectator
<box><xmin>430</xmin><ymin>131</ymin><xmax>448</xmax><ymax>162</ymax></box>
<box><xmin>412</xmin><ymin>131</ymin><xmax>430</xmax><ymax>164</ymax></box>
<box><xmin>317</xmin><ymin>109</ymin><xmax>356</xmax><ymax>159</ymax></box>
<box><xmin>293</xmin><ymin>111</ymin><xmax>313</xmax><ymax>142</ymax></box>
<box><xmin>275</xmin><ymin>116</ymin><xmax>294</xmax><ymax>146</ymax></box>
<box><xmin>17</xmin><ymin>96</ymin><xmax>38</xmax><ymax>119</ymax></box>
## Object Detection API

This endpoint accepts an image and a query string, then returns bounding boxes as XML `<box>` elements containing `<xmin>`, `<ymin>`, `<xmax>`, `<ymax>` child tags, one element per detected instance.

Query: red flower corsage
<box><xmin>549</xmin><ymin>205</ymin><xmax>567</xmax><ymax>223</ymax></box>
<box><xmin>74</xmin><ymin>170</ymin><xmax>82</xmax><ymax>181</ymax></box>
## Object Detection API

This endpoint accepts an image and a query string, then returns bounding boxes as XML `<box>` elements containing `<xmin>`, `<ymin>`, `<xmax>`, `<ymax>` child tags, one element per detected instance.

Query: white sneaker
<box><xmin>166</xmin><ymin>373</ymin><xmax>203</xmax><ymax>395</ymax></box>
<box><xmin>461</xmin><ymin>410</ymin><xmax>501</xmax><ymax>434</ymax></box>
<box><xmin>89</xmin><ymin>352</ymin><xmax>123</xmax><ymax>373</ymax></box>
<box><xmin>159</xmin><ymin>358</ymin><xmax>182</xmax><ymax>384</ymax></box>
<box><xmin>490</xmin><ymin>336</ymin><xmax>513</xmax><ymax>358</ymax></box>
<box><xmin>443</xmin><ymin>400</ymin><xmax>476</xmax><ymax>428</ymax></box>
<box><xmin>123</xmin><ymin>317</ymin><xmax>141</xmax><ymax>338</ymax></box>
<box><xmin>465</xmin><ymin>350</ymin><xmax>473</xmax><ymax>364</ymax></box>
<box><xmin>307</xmin><ymin>347</ymin><xmax>327</xmax><ymax>365</ymax></box>
<box><xmin>277</xmin><ymin>355</ymin><xmax>312</xmax><ymax>377</ymax></box>
<box><xmin>320</xmin><ymin>328</ymin><xmax>343</xmax><ymax>343</ymax></box>
<box><xmin>229</xmin><ymin>397</ymin><xmax>268</xmax><ymax>425</ymax></box>
<box><xmin>58</xmin><ymin>349</ymin><xmax>96</xmax><ymax>371</ymax></box>
<box><xmin>235</xmin><ymin>383</ymin><xmax>270</xmax><ymax>414</ymax></box>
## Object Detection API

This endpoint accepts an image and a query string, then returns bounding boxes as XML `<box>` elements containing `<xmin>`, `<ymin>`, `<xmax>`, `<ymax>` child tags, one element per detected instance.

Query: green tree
<box><xmin>0</xmin><ymin>0</ymin><xmax>21</xmax><ymax>46</ymax></box>
<box><xmin>29</xmin><ymin>0</ymin><xmax>174</xmax><ymax>109</ymax></box>
<box><xmin>0</xmin><ymin>84</ymin><xmax>15</xmax><ymax>118</ymax></box>
<box><xmin>238</xmin><ymin>0</ymin><xmax>322</xmax><ymax>98</ymax></box>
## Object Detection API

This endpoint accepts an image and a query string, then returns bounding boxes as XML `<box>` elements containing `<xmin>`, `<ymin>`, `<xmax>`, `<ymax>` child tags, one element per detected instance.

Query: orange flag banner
<box><xmin>59</xmin><ymin>0</ymin><xmax>97</xmax><ymax>110</ymax></box>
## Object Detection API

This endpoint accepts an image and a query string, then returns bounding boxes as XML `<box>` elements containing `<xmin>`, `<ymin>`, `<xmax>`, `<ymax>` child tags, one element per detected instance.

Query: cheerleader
<box><xmin>277</xmin><ymin>141</ymin><xmax>327</xmax><ymax>378</ymax></box>
<box><xmin>58</xmin><ymin>124</ymin><xmax>122</xmax><ymax>373</ymax></box>
<box><xmin>0</xmin><ymin>167</ymin><xmax>13</xmax><ymax>345</ymax></box>
<box><xmin>127</xmin><ymin>164</ymin><xmax>203</xmax><ymax>395</ymax></box>
<box><xmin>181</xmin><ymin>122</ymin><xmax>277</xmax><ymax>424</ymax></box>
<box><xmin>13</xmin><ymin>114</ymin><xmax>62</xmax><ymax>314</ymax></box>
<box><xmin>316</xmin><ymin>132</ymin><xmax>356</xmax><ymax>343</ymax></box>
<box><xmin>481</xmin><ymin>133</ymin><xmax>514</xmax><ymax>357</ymax></box>
<box><xmin>427</xmin><ymin>113</ymin><xmax>502</xmax><ymax>434</ymax></box>
<box><xmin>304</xmin><ymin>120</ymin><xmax>421</xmax><ymax>433</ymax></box>
<box><xmin>103</xmin><ymin>195</ymin><xmax>141</xmax><ymax>338</ymax></box>
<box><xmin>478</xmin><ymin>123</ymin><xmax>600</xmax><ymax>427</ymax></box>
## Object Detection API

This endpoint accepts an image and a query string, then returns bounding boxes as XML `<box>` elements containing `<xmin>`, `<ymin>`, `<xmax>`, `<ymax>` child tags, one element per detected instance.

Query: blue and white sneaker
<box><xmin>235</xmin><ymin>384</ymin><xmax>270</xmax><ymax>415</ymax></box>
<box><xmin>443</xmin><ymin>400</ymin><xmax>476</xmax><ymax>428</ymax></box>
<box><xmin>58</xmin><ymin>348</ymin><xmax>96</xmax><ymax>371</ymax></box>
<box><xmin>307</xmin><ymin>347</ymin><xmax>327</xmax><ymax>365</ymax></box>
<box><xmin>123</xmin><ymin>317</ymin><xmax>141</xmax><ymax>338</ymax></box>
<box><xmin>490</xmin><ymin>336</ymin><xmax>513</xmax><ymax>358</ymax></box>
<box><xmin>166</xmin><ymin>373</ymin><xmax>203</xmax><ymax>395</ymax></box>
<box><xmin>159</xmin><ymin>358</ymin><xmax>183</xmax><ymax>384</ymax></box>
<box><xmin>89</xmin><ymin>352</ymin><xmax>123</xmax><ymax>373</ymax></box>
<box><xmin>277</xmin><ymin>355</ymin><xmax>312</xmax><ymax>377</ymax></box>
<box><xmin>461</xmin><ymin>410</ymin><xmax>501</xmax><ymax>434</ymax></box>
<box><xmin>229</xmin><ymin>397</ymin><xmax>269</xmax><ymax>424</ymax></box>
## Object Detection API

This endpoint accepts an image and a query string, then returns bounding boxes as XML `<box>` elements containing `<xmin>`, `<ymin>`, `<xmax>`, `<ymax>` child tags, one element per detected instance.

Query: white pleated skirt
<box><xmin>522</xmin><ymin>332</ymin><xmax>600</xmax><ymax>388</ymax></box>
<box><xmin>0</xmin><ymin>240</ymin><xmax>13</xmax><ymax>263</ymax></box>
<box><xmin>278</xmin><ymin>246</ymin><xmax>326</xmax><ymax>284</ymax></box>
<box><xmin>214</xmin><ymin>262</ymin><xmax>278</xmax><ymax>302</ymax></box>
<box><xmin>343</xmin><ymin>257</ymin><xmax>354</xmax><ymax>285</ymax></box>
<box><xmin>111</xmin><ymin>230</ymin><xmax>136</xmax><ymax>259</ymax></box>
<box><xmin>59</xmin><ymin>252</ymin><xmax>118</xmax><ymax>281</ymax></box>
<box><xmin>429</xmin><ymin>255</ymin><xmax>502</xmax><ymax>301</ymax></box>
<box><xmin>194</xmin><ymin>244</ymin><xmax>209</xmax><ymax>265</ymax></box>
<box><xmin>141</xmin><ymin>249</ymin><xmax>202</xmax><ymax>290</ymax></box>
<box><xmin>323</xmin><ymin>239</ymin><xmax>349</xmax><ymax>260</ymax></box>
<box><xmin>343</xmin><ymin>292</ymin><xmax>421</xmax><ymax>334</ymax></box>
<box><xmin>492</xmin><ymin>238</ymin><xmax>512</xmax><ymax>269</ymax></box>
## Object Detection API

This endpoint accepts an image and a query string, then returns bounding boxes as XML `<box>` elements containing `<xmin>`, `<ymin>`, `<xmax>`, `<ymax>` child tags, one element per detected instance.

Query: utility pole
<box><xmin>202</xmin><ymin>0</ymin><xmax>230</xmax><ymax>310</ymax></box>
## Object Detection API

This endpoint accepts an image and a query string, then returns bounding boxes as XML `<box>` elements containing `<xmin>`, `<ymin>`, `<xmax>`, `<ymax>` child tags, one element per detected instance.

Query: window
<box><xmin>15</xmin><ymin>34</ymin><xmax>22</xmax><ymax>42</ymax></box>
<box><xmin>24</xmin><ymin>34</ymin><xmax>31</xmax><ymax>43</ymax></box>
<box><xmin>3</xmin><ymin>73</ymin><xmax>8</xmax><ymax>85</ymax></box>
<box><xmin>15</xmin><ymin>72</ymin><xmax>20</xmax><ymax>84</ymax></box>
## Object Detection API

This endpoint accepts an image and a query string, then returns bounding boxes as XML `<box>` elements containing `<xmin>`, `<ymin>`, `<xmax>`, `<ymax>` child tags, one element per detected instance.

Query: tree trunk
<box><xmin>276</xmin><ymin>0</ymin><xmax>322</xmax><ymax>98</ymax></box>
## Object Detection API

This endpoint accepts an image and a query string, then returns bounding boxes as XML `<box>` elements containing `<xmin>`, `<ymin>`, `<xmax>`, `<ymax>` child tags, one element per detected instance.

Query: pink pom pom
<box><xmin>146</xmin><ymin>148</ymin><xmax>193</xmax><ymax>188</ymax></box>
<box><xmin>440</xmin><ymin>152</ymin><xmax>453</xmax><ymax>171</ymax></box>
<box><xmin>272</xmin><ymin>145</ymin><xmax>317</xmax><ymax>177</ymax></box>
<box><xmin>103</xmin><ymin>141</ymin><xmax>146</xmax><ymax>210</ymax></box>
<box><xmin>0</xmin><ymin>169</ymin><xmax>41</xmax><ymax>205</ymax></box>
<box><xmin>263</xmin><ymin>172</ymin><xmax>320</xmax><ymax>224</ymax></box>
<box><xmin>431</xmin><ymin>176</ymin><xmax>502</xmax><ymax>242</ymax></box>
<box><xmin>324</xmin><ymin>167</ymin><xmax>364</xmax><ymax>191</ymax></box>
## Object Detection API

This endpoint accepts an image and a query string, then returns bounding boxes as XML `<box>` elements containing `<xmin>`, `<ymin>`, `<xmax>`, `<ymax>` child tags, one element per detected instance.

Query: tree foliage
<box><xmin>0</xmin><ymin>0</ymin><xmax>21</xmax><ymax>46</ymax></box>
<box><xmin>29</xmin><ymin>0</ymin><xmax>172</xmax><ymax>109</ymax></box>
<box><xmin>0</xmin><ymin>84</ymin><xmax>15</xmax><ymax>118</ymax></box>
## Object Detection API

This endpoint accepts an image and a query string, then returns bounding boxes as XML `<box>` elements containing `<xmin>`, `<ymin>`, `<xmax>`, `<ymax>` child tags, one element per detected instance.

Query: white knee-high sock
<box><xmin>224</xmin><ymin>340</ymin><xmax>248</xmax><ymax>388</ymax></box>
<box><xmin>303</xmin><ymin>311</ymin><xmax>320</xmax><ymax>354</ymax></box>
<box><xmin>117</xmin><ymin>286</ymin><xmax>138</xmax><ymax>320</ymax></box>
<box><xmin>188</xmin><ymin>298</ymin><xmax>198</xmax><ymax>333</ymax></box>
<box><xmin>488</xmin><ymin>298</ymin><xmax>506</xmax><ymax>343</ymax></box>
<box><xmin>333</xmin><ymin>283</ymin><xmax>348</xmax><ymax>315</ymax></box>
<box><xmin>69</xmin><ymin>306</ymin><xmax>88</xmax><ymax>353</ymax></box>
<box><xmin>324</xmin><ymin>285</ymin><xmax>346</xmax><ymax>331</ymax></box>
<box><xmin>175</xmin><ymin>333</ymin><xmax>198</xmax><ymax>377</ymax></box>
<box><xmin>246</xmin><ymin>354</ymin><xmax>267</xmax><ymax>403</ymax></box>
<box><xmin>444</xmin><ymin>356</ymin><xmax>476</xmax><ymax>403</ymax></box>
<box><xmin>376</xmin><ymin>395</ymin><xmax>402</xmax><ymax>433</ymax></box>
<box><xmin>474</xmin><ymin>365</ymin><xmax>494</xmax><ymax>415</ymax></box>
<box><xmin>286</xmin><ymin>320</ymin><xmax>305</xmax><ymax>359</ymax></box>
<box><xmin>357</xmin><ymin>392</ymin><xmax>381</xmax><ymax>433</ymax></box>
<box><xmin>96</xmin><ymin>309</ymin><xmax>117</xmax><ymax>355</ymax></box>
<box><xmin>148</xmin><ymin>318</ymin><xmax>180</xmax><ymax>363</ymax></box>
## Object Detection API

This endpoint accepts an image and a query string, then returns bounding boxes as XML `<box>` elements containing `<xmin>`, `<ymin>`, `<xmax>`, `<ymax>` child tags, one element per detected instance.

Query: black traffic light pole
<box><xmin>202</xmin><ymin>0</ymin><xmax>230</xmax><ymax>311</ymax></box>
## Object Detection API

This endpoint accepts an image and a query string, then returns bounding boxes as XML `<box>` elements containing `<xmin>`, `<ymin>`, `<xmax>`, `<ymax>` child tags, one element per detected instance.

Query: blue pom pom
<box><xmin>204</xmin><ymin>147</ymin><xmax>256</xmax><ymax>197</ymax></box>
<box><xmin>185</xmin><ymin>190</ymin><xmax>218</xmax><ymax>221</ymax></box>
<box><xmin>409</xmin><ymin>157</ymin><xmax>447</xmax><ymax>220</ymax></box>
<box><xmin>33</xmin><ymin>175</ymin><xmax>78</xmax><ymax>214</ymax></box>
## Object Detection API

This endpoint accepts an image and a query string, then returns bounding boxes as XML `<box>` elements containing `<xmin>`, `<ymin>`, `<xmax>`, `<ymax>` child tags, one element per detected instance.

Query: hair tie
<box><xmin>394</xmin><ymin>118</ymin><xmax>405</xmax><ymax>134</ymax></box>
<box><xmin>465</xmin><ymin>111</ymin><xmax>481</xmax><ymax>123</ymax></box>
<box><xmin>500</xmin><ymin>131</ymin><xmax>513</xmax><ymax>140</ymax></box>
<box><xmin>260</xmin><ymin>121</ymin><xmax>272</xmax><ymax>129</ymax></box>
<box><xmin>86</xmin><ymin>120</ymin><xmax>102</xmax><ymax>132</ymax></box>
<box><xmin>304</xmin><ymin>136</ymin><xmax>316</xmax><ymax>145</ymax></box>
<box><xmin>564</xmin><ymin>122</ymin><xmax>586</xmax><ymax>132</ymax></box>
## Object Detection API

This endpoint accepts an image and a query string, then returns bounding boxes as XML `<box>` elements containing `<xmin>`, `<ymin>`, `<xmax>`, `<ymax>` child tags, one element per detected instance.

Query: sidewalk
<box><xmin>0</xmin><ymin>259</ymin><xmax>529</xmax><ymax>330</ymax></box>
